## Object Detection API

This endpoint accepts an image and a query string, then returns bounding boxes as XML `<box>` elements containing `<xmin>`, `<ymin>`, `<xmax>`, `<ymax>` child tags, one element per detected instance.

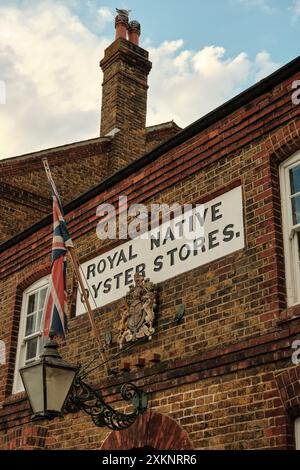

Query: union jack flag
<box><xmin>42</xmin><ymin>195</ymin><xmax>73</xmax><ymax>339</ymax></box>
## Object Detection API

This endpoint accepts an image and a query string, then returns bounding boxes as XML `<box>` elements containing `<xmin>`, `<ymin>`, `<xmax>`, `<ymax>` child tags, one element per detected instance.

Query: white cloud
<box><xmin>96</xmin><ymin>6</ymin><xmax>114</xmax><ymax>31</ymax></box>
<box><xmin>254</xmin><ymin>51</ymin><xmax>281</xmax><ymax>81</ymax></box>
<box><xmin>290</xmin><ymin>0</ymin><xmax>300</xmax><ymax>21</ymax></box>
<box><xmin>0</xmin><ymin>2</ymin><xmax>110</xmax><ymax>158</ymax></box>
<box><xmin>0</xmin><ymin>2</ymin><xmax>280</xmax><ymax>159</ymax></box>
<box><xmin>146</xmin><ymin>41</ymin><xmax>280</xmax><ymax>128</ymax></box>
<box><xmin>98</xmin><ymin>6</ymin><xmax>113</xmax><ymax>22</ymax></box>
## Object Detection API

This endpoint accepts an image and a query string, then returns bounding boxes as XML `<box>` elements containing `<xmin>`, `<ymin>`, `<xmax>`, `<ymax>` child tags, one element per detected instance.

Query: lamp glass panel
<box><xmin>45</xmin><ymin>366</ymin><xmax>75</xmax><ymax>412</ymax></box>
<box><xmin>20</xmin><ymin>363</ymin><xmax>44</xmax><ymax>414</ymax></box>
<box><xmin>295</xmin><ymin>417</ymin><xmax>300</xmax><ymax>450</ymax></box>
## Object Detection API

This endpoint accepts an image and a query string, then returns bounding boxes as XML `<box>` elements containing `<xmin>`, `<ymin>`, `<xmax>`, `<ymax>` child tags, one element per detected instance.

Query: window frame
<box><xmin>13</xmin><ymin>276</ymin><xmax>49</xmax><ymax>394</ymax></box>
<box><xmin>280</xmin><ymin>151</ymin><xmax>300</xmax><ymax>307</ymax></box>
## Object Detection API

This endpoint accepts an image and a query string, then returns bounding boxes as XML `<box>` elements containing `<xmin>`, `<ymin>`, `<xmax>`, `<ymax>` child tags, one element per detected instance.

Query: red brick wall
<box><xmin>145</xmin><ymin>122</ymin><xmax>181</xmax><ymax>153</ymax></box>
<box><xmin>0</xmin><ymin>123</ymin><xmax>181</xmax><ymax>244</ymax></box>
<box><xmin>0</xmin><ymin>139</ymin><xmax>111</xmax><ymax>244</ymax></box>
<box><xmin>0</xmin><ymin>198</ymin><xmax>44</xmax><ymax>242</ymax></box>
<box><xmin>1</xmin><ymin>70</ymin><xmax>300</xmax><ymax>449</ymax></box>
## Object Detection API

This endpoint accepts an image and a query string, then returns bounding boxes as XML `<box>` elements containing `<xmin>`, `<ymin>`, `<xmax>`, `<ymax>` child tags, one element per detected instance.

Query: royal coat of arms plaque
<box><xmin>118</xmin><ymin>273</ymin><xmax>157</xmax><ymax>349</ymax></box>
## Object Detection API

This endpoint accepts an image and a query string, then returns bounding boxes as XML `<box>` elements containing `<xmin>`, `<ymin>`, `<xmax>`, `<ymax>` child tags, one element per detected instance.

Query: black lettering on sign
<box><xmin>87</xmin><ymin>264</ymin><xmax>95</xmax><ymax>280</ymax></box>
<box><xmin>223</xmin><ymin>224</ymin><xmax>235</xmax><ymax>242</ymax></box>
<box><xmin>193</xmin><ymin>237</ymin><xmax>205</xmax><ymax>254</ymax></box>
<box><xmin>195</xmin><ymin>207</ymin><xmax>208</xmax><ymax>227</ymax></box>
<box><xmin>179</xmin><ymin>244</ymin><xmax>191</xmax><ymax>261</ymax></box>
<box><xmin>114</xmin><ymin>272</ymin><xmax>123</xmax><ymax>289</ymax></box>
<box><xmin>163</xmin><ymin>226</ymin><xmax>175</xmax><ymax>244</ymax></box>
<box><xmin>125</xmin><ymin>267</ymin><xmax>134</xmax><ymax>286</ymax></box>
<box><xmin>208</xmin><ymin>229</ymin><xmax>219</xmax><ymax>249</ymax></box>
<box><xmin>211</xmin><ymin>201</ymin><xmax>223</xmax><ymax>221</ymax></box>
<box><xmin>91</xmin><ymin>282</ymin><xmax>102</xmax><ymax>299</ymax></box>
<box><xmin>188</xmin><ymin>215</ymin><xmax>193</xmax><ymax>233</ymax></box>
<box><xmin>153</xmin><ymin>255</ymin><xmax>163</xmax><ymax>272</ymax></box>
<box><xmin>167</xmin><ymin>247</ymin><xmax>178</xmax><ymax>266</ymax></box>
<box><xmin>107</xmin><ymin>252</ymin><xmax>118</xmax><ymax>269</ymax></box>
<box><xmin>128</xmin><ymin>244</ymin><xmax>138</xmax><ymax>260</ymax></box>
<box><xmin>174</xmin><ymin>219</ymin><xmax>185</xmax><ymax>237</ymax></box>
<box><xmin>135</xmin><ymin>263</ymin><xmax>146</xmax><ymax>277</ymax></box>
<box><xmin>97</xmin><ymin>259</ymin><xmax>106</xmax><ymax>274</ymax></box>
<box><xmin>150</xmin><ymin>234</ymin><xmax>160</xmax><ymax>250</ymax></box>
<box><xmin>117</xmin><ymin>250</ymin><xmax>126</xmax><ymax>266</ymax></box>
<box><xmin>103</xmin><ymin>278</ymin><xmax>112</xmax><ymax>294</ymax></box>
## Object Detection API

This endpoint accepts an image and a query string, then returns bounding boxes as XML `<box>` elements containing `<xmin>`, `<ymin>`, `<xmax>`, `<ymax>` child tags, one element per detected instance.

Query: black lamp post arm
<box><xmin>64</xmin><ymin>375</ymin><xmax>148</xmax><ymax>430</ymax></box>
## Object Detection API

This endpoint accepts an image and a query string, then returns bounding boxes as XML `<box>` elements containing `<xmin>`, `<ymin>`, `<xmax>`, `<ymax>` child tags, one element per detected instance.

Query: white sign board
<box><xmin>76</xmin><ymin>186</ymin><xmax>244</xmax><ymax>315</ymax></box>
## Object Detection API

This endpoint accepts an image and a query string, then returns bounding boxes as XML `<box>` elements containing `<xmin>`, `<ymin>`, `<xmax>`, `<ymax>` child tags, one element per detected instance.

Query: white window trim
<box><xmin>12</xmin><ymin>276</ymin><xmax>49</xmax><ymax>394</ymax></box>
<box><xmin>280</xmin><ymin>151</ymin><xmax>300</xmax><ymax>307</ymax></box>
<box><xmin>295</xmin><ymin>417</ymin><xmax>300</xmax><ymax>450</ymax></box>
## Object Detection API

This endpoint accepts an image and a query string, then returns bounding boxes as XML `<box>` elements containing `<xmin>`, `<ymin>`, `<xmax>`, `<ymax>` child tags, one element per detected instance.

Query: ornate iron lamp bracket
<box><xmin>64</xmin><ymin>373</ymin><xmax>148</xmax><ymax>430</ymax></box>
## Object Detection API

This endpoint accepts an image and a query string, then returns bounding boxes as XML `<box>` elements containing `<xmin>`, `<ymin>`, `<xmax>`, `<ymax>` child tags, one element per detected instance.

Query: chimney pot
<box><xmin>115</xmin><ymin>13</ymin><xmax>128</xmax><ymax>40</ymax></box>
<box><xmin>128</xmin><ymin>20</ymin><xmax>141</xmax><ymax>46</ymax></box>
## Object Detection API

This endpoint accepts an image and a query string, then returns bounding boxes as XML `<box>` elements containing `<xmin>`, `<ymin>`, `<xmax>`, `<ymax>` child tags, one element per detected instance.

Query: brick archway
<box><xmin>0</xmin><ymin>424</ymin><xmax>48</xmax><ymax>450</ymax></box>
<box><xmin>275</xmin><ymin>365</ymin><xmax>300</xmax><ymax>413</ymax></box>
<box><xmin>101</xmin><ymin>411</ymin><xmax>193</xmax><ymax>450</ymax></box>
<box><xmin>275</xmin><ymin>365</ymin><xmax>300</xmax><ymax>449</ymax></box>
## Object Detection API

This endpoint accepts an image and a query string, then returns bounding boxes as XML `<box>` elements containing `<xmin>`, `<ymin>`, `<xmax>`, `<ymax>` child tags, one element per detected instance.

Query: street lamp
<box><xmin>20</xmin><ymin>333</ymin><xmax>77</xmax><ymax>420</ymax></box>
<box><xmin>20</xmin><ymin>333</ymin><xmax>148</xmax><ymax>430</ymax></box>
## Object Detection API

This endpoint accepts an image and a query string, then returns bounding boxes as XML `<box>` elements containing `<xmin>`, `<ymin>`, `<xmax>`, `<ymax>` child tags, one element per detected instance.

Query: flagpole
<box><xmin>42</xmin><ymin>158</ymin><xmax>109</xmax><ymax>374</ymax></box>
<box><xmin>68</xmin><ymin>246</ymin><xmax>108</xmax><ymax>366</ymax></box>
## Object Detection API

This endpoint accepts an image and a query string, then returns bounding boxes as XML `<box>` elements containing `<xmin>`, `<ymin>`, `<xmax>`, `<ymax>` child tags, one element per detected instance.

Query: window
<box><xmin>295</xmin><ymin>417</ymin><xmax>300</xmax><ymax>450</ymax></box>
<box><xmin>13</xmin><ymin>277</ymin><xmax>49</xmax><ymax>393</ymax></box>
<box><xmin>280</xmin><ymin>152</ymin><xmax>300</xmax><ymax>306</ymax></box>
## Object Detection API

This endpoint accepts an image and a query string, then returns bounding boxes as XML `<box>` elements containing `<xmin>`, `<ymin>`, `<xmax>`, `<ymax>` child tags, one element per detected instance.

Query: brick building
<box><xmin>1</xmin><ymin>11</ymin><xmax>300</xmax><ymax>450</ymax></box>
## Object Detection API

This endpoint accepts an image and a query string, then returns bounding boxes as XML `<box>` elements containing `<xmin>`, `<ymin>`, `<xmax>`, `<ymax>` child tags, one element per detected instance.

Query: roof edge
<box><xmin>0</xmin><ymin>136</ymin><xmax>112</xmax><ymax>164</ymax></box>
<box><xmin>146</xmin><ymin>120</ymin><xmax>182</xmax><ymax>133</ymax></box>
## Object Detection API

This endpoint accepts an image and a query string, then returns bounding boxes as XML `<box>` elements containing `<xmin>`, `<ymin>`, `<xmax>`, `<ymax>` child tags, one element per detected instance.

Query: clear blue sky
<box><xmin>64</xmin><ymin>0</ymin><xmax>299</xmax><ymax>64</ymax></box>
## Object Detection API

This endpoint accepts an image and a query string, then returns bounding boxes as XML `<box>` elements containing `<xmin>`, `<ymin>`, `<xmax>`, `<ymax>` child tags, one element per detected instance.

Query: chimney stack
<box><xmin>115</xmin><ymin>11</ymin><xmax>128</xmax><ymax>40</ymax></box>
<box><xmin>100</xmin><ymin>9</ymin><xmax>152</xmax><ymax>173</ymax></box>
